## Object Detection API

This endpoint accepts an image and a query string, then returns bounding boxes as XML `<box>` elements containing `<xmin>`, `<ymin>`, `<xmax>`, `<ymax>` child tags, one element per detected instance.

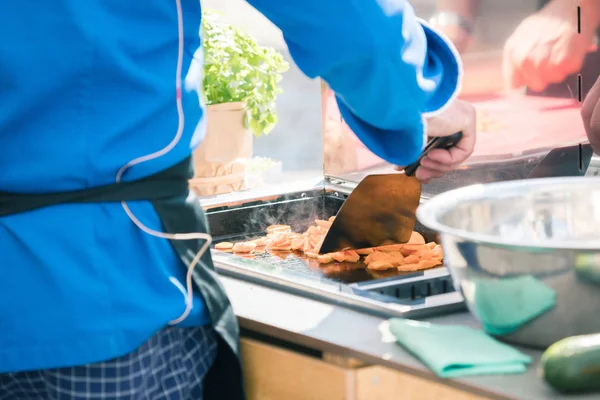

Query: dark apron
<box><xmin>0</xmin><ymin>157</ymin><xmax>245</xmax><ymax>400</ymax></box>
<box><xmin>530</xmin><ymin>0</ymin><xmax>600</xmax><ymax>99</ymax></box>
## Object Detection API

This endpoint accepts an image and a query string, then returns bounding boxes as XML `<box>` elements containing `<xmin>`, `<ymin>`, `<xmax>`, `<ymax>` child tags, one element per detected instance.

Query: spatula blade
<box><xmin>319</xmin><ymin>132</ymin><xmax>464</xmax><ymax>255</ymax></box>
<box><xmin>318</xmin><ymin>174</ymin><xmax>421</xmax><ymax>254</ymax></box>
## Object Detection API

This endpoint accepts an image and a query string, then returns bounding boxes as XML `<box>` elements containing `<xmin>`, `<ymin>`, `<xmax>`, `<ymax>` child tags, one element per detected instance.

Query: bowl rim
<box><xmin>417</xmin><ymin>176</ymin><xmax>600</xmax><ymax>251</ymax></box>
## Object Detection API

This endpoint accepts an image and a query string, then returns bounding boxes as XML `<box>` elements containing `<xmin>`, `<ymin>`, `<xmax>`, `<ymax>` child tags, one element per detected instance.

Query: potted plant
<box><xmin>190</xmin><ymin>11</ymin><xmax>290</xmax><ymax>196</ymax></box>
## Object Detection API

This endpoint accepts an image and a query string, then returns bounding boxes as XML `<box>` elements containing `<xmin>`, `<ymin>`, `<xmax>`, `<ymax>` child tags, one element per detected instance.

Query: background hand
<box><xmin>396</xmin><ymin>100</ymin><xmax>476</xmax><ymax>183</ymax></box>
<box><xmin>503</xmin><ymin>0</ymin><xmax>598</xmax><ymax>93</ymax></box>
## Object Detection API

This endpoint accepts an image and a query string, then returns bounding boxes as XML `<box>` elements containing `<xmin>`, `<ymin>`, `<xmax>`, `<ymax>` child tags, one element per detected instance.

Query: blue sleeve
<box><xmin>245</xmin><ymin>0</ymin><xmax>462</xmax><ymax>166</ymax></box>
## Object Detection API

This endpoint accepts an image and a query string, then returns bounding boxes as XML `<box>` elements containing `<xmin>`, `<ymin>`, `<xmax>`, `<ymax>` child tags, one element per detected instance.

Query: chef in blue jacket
<box><xmin>0</xmin><ymin>0</ymin><xmax>475</xmax><ymax>399</ymax></box>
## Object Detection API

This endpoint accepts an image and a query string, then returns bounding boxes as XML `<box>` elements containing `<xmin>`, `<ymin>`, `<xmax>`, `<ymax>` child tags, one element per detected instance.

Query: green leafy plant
<box><xmin>201</xmin><ymin>11</ymin><xmax>290</xmax><ymax>136</ymax></box>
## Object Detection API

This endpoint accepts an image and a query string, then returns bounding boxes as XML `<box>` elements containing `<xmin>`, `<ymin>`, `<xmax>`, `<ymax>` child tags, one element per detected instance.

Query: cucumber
<box><xmin>575</xmin><ymin>254</ymin><xmax>600</xmax><ymax>286</ymax></box>
<box><xmin>540</xmin><ymin>333</ymin><xmax>600</xmax><ymax>393</ymax></box>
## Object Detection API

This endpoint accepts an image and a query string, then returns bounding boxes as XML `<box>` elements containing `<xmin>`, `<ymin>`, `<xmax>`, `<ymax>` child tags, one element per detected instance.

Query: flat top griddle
<box><xmin>207</xmin><ymin>191</ymin><xmax>442</xmax><ymax>286</ymax></box>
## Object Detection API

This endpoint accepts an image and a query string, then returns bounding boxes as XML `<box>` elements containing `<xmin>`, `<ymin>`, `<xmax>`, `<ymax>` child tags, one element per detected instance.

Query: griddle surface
<box><xmin>216</xmin><ymin>236</ymin><xmax>426</xmax><ymax>285</ymax></box>
<box><xmin>208</xmin><ymin>193</ymin><xmax>441</xmax><ymax>286</ymax></box>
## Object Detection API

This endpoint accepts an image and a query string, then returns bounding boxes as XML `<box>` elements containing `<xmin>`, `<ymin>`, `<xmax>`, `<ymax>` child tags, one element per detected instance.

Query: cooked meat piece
<box><xmin>250</xmin><ymin>237</ymin><xmax>268</xmax><ymax>247</ymax></box>
<box><xmin>399</xmin><ymin>244</ymin><xmax>427</xmax><ymax>257</ymax></box>
<box><xmin>397</xmin><ymin>259</ymin><xmax>442</xmax><ymax>272</ymax></box>
<box><xmin>331</xmin><ymin>251</ymin><xmax>346</xmax><ymax>262</ymax></box>
<box><xmin>270</xmin><ymin>245</ymin><xmax>292</xmax><ymax>251</ymax></box>
<box><xmin>375</xmin><ymin>244</ymin><xmax>404</xmax><ymax>252</ymax></box>
<box><xmin>266</xmin><ymin>233</ymin><xmax>289</xmax><ymax>246</ymax></box>
<box><xmin>408</xmin><ymin>231</ymin><xmax>426</xmax><ymax>245</ymax></box>
<box><xmin>315</xmin><ymin>219</ymin><xmax>332</xmax><ymax>229</ymax></box>
<box><xmin>291</xmin><ymin>238</ymin><xmax>305</xmax><ymax>251</ymax></box>
<box><xmin>367</xmin><ymin>260</ymin><xmax>395</xmax><ymax>271</ymax></box>
<box><xmin>232</xmin><ymin>242</ymin><xmax>256</xmax><ymax>253</ymax></box>
<box><xmin>306</xmin><ymin>234</ymin><xmax>324</xmax><ymax>254</ymax></box>
<box><xmin>305</xmin><ymin>226</ymin><xmax>322</xmax><ymax>236</ymax></box>
<box><xmin>364</xmin><ymin>251</ymin><xmax>404</xmax><ymax>265</ymax></box>
<box><xmin>331</xmin><ymin>252</ymin><xmax>346</xmax><ymax>262</ymax></box>
<box><xmin>355</xmin><ymin>247</ymin><xmax>375</xmax><ymax>255</ymax></box>
<box><xmin>301</xmin><ymin>238</ymin><xmax>312</xmax><ymax>253</ymax></box>
<box><xmin>342</xmin><ymin>250</ymin><xmax>360</xmax><ymax>263</ymax></box>
<box><xmin>267</xmin><ymin>239</ymin><xmax>291</xmax><ymax>250</ymax></box>
<box><xmin>266</xmin><ymin>224</ymin><xmax>291</xmax><ymax>234</ymax></box>
<box><xmin>403</xmin><ymin>254</ymin><xmax>419</xmax><ymax>264</ymax></box>
<box><xmin>215</xmin><ymin>242</ymin><xmax>233</xmax><ymax>250</ymax></box>
<box><xmin>317</xmin><ymin>254</ymin><xmax>334</xmax><ymax>263</ymax></box>
<box><xmin>316</xmin><ymin>249</ymin><xmax>359</xmax><ymax>264</ymax></box>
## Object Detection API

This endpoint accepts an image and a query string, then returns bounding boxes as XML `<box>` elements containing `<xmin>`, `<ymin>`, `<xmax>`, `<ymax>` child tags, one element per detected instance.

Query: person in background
<box><xmin>0</xmin><ymin>1</ymin><xmax>475</xmax><ymax>399</ymax></box>
<box><xmin>504</xmin><ymin>0</ymin><xmax>600</xmax><ymax>96</ymax></box>
<box><xmin>582</xmin><ymin>76</ymin><xmax>600</xmax><ymax>153</ymax></box>
<box><xmin>431</xmin><ymin>0</ymin><xmax>600</xmax><ymax>97</ymax></box>
<box><xmin>429</xmin><ymin>0</ymin><xmax>480</xmax><ymax>53</ymax></box>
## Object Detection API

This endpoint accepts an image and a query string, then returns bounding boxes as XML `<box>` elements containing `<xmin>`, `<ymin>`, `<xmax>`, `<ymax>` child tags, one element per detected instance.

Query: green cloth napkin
<box><xmin>472</xmin><ymin>275</ymin><xmax>556</xmax><ymax>336</ymax></box>
<box><xmin>387</xmin><ymin>318</ymin><xmax>532</xmax><ymax>378</ymax></box>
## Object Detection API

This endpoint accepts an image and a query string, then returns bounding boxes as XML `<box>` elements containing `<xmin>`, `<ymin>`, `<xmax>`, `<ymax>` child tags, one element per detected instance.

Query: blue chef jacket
<box><xmin>0</xmin><ymin>0</ymin><xmax>460</xmax><ymax>373</ymax></box>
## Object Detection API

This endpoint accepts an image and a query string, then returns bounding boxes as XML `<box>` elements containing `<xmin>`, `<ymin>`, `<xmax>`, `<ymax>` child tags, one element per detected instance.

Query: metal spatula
<box><xmin>319</xmin><ymin>132</ymin><xmax>463</xmax><ymax>254</ymax></box>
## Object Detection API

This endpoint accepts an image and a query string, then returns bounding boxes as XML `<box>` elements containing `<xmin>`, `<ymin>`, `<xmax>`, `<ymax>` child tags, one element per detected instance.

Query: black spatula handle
<box><xmin>404</xmin><ymin>131</ymin><xmax>463</xmax><ymax>177</ymax></box>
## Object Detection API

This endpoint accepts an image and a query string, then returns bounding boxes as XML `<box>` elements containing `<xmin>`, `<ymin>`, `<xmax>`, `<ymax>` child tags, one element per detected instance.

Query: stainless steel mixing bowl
<box><xmin>417</xmin><ymin>177</ymin><xmax>600</xmax><ymax>349</ymax></box>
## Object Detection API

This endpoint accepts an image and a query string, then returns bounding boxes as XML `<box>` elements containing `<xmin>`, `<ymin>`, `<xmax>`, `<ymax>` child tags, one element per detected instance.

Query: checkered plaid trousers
<box><xmin>0</xmin><ymin>325</ymin><xmax>217</xmax><ymax>400</ymax></box>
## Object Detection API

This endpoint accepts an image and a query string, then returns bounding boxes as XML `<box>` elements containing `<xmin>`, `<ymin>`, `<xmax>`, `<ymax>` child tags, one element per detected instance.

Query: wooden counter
<box><xmin>241</xmin><ymin>337</ymin><xmax>488</xmax><ymax>400</ymax></box>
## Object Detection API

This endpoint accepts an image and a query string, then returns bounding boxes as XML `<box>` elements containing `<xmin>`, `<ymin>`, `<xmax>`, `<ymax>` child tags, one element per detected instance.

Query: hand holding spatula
<box><xmin>396</xmin><ymin>99</ymin><xmax>476</xmax><ymax>183</ymax></box>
